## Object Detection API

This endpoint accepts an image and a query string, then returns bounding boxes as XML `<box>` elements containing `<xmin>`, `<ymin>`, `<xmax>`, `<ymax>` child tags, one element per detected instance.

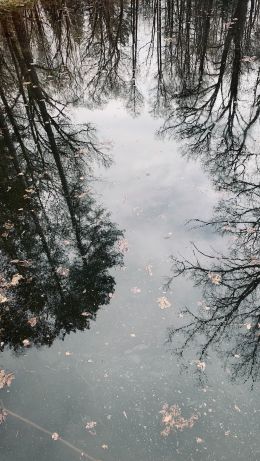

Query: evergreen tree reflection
<box><xmin>0</xmin><ymin>3</ymin><xmax>123</xmax><ymax>351</ymax></box>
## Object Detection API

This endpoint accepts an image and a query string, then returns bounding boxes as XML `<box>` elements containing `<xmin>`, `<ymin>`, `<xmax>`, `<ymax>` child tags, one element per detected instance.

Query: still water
<box><xmin>0</xmin><ymin>1</ymin><xmax>260</xmax><ymax>460</ymax></box>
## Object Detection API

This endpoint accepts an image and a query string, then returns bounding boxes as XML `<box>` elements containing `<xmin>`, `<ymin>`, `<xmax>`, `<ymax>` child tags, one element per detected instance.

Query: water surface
<box><xmin>0</xmin><ymin>2</ymin><xmax>260</xmax><ymax>460</ymax></box>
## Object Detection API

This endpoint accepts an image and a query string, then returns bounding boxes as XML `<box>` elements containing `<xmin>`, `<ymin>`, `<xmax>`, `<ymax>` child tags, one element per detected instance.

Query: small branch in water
<box><xmin>0</xmin><ymin>402</ymin><xmax>101</xmax><ymax>461</ymax></box>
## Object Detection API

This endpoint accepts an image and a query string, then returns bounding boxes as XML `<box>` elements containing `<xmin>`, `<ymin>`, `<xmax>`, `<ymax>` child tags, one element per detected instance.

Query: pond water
<box><xmin>0</xmin><ymin>1</ymin><xmax>260</xmax><ymax>460</ymax></box>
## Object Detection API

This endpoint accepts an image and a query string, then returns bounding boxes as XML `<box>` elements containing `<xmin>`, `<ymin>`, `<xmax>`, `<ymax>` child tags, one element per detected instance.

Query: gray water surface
<box><xmin>0</xmin><ymin>2</ymin><xmax>260</xmax><ymax>460</ymax></box>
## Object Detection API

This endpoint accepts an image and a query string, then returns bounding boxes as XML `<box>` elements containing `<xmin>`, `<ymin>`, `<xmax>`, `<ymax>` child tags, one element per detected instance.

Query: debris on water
<box><xmin>0</xmin><ymin>294</ymin><xmax>8</xmax><ymax>304</ymax></box>
<box><xmin>85</xmin><ymin>421</ymin><xmax>97</xmax><ymax>431</ymax></box>
<box><xmin>195</xmin><ymin>360</ymin><xmax>206</xmax><ymax>371</ymax></box>
<box><xmin>145</xmin><ymin>265</ymin><xmax>153</xmax><ymax>276</ymax></box>
<box><xmin>0</xmin><ymin>369</ymin><xmax>15</xmax><ymax>389</ymax></box>
<box><xmin>208</xmin><ymin>272</ymin><xmax>222</xmax><ymax>285</ymax></box>
<box><xmin>160</xmin><ymin>403</ymin><xmax>199</xmax><ymax>437</ymax></box>
<box><xmin>51</xmin><ymin>432</ymin><xmax>60</xmax><ymax>440</ymax></box>
<box><xmin>28</xmin><ymin>317</ymin><xmax>37</xmax><ymax>327</ymax></box>
<box><xmin>196</xmin><ymin>437</ymin><xmax>204</xmax><ymax>444</ymax></box>
<box><xmin>157</xmin><ymin>296</ymin><xmax>171</xmax><ymax>309</ymax></box>
<box><xmin>131</xmin><ymin>287</ymin><xmax>141</xmax><ymax>294</ymax></box>
<box><xmin>0</xmin><ymin>409</ymin><xmax>8</xmax><ymax>425</ymax></box>
<box><xmin>56</xmin><ymin>267</ymin><xmax>70</xmax><ymax>277</ymax></box>
<box><xmin>117</xmin><ymin>238</ymin><xmax>129</xmax><ymax>253</ymax></box>
<box><xmin>10</xmin><ymin>273</ymin><xmax>23</xmax><ymax>286</ymax></box>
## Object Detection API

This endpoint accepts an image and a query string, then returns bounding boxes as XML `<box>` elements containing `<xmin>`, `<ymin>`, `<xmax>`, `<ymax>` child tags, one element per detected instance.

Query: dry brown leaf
<box><xmin>0</xmin><ymin>409</ymin><xmax>8</xmax><ymax>425</ymax></box>
<box><xmin>85</xmin><ymin>421</ymin><xmax>97</xmax><ymax>430</ymax></box>
<box><xmin>28</xmin><ymin>317</ymin><xmax>37</xmax><ymax>327</ymax></box>
<box><xmin>160</xmin><ymin>403</ymin><xmax>199</xmax><ymax>437</ymax></box>
<box><xmin>131</xmin><ymin>287</ymin><xmax>141</xmax><ymax>294</ymax></box>
<box><xmin>208</xmin><ymin>272</ymin><xmax>222</xmax><ymax>285</ymax></box>
<box><xmin>196</xmin><ymin>437</ymin><xmax>204</xmax><ymax>444</ymax></box>
<box><xmin>0</xmin><ymin>369</ymin><xmax>15</xmax><ymax>389</ymax></box>
<box><xmin>117</xmin><ymin>238</ymin><xmax>129</xmax><ymax>253</ymax></box>
<box><xmin>10</xmin><ymin>274</ymin><xmax>23</xmax><ymax>286</ymax></box>
<box><xmin>234</xmin><ymin>405</ymin><xmax>241</xmax><ymax>413</ymax></box>
<box><xmin>145</xmin><ymin>265</ymin><xmax>153</xmax><ymax>276</ymax></box>
<box><xmin>195</xmin><ymin>360</ymin><xmax>206</xmax><ymax>371</ymax></box>
<box><xmin>56</xmin><ymin>267</ymin><xmax>70</xmax><ymax>277</ymax></box>
<box><xmin>0</xmin><ymin>293</ymin><xmax>8</xmax><ymax>304</ymax></box>
<box><xmin>157</xmin><ymin>296</ymin><xmax>171</xmax><ymax>309</ymax></box>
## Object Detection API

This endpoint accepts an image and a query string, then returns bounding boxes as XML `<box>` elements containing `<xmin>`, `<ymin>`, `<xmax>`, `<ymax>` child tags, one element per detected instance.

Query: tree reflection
<box><xmin>0</xmin><ymin>4</ymin><xmax>123</xmax><ymax>351</ymax></box>
<box><xmin>160</xmin><ymin>0</ymin><xmax>260</xmax><ymax>180</ymax></box>
<box><xmin>1</xmin><ymin>0</ymin><xmax>260</xmax><ymax>380</ymax></box>
<box><xmin>162</xmin><ymin>1</ymin><xmax>260</xmax><ymax>385</ymax></box>
<box><xmin>168</xmin><ymin>165</ymin><xmax>260</xmax><ymax>384</ymax></box>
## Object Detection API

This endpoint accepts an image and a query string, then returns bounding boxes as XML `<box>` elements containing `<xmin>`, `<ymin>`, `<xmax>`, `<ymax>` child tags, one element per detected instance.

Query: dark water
<box><xmin>0</xmin><ymin>1</ymin><xmax>260</xmax><ymax>460</ymax></box>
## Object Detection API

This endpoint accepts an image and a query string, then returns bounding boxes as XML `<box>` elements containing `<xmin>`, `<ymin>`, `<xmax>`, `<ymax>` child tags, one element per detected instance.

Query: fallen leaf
<box><xmin>0</xmin><ymin>294</ymin><xmax>8</xmax><ymax>304</ymax></box>
<box><xmin>196</xmin><ymin>437</ymin><xmax>204</xmax><ymax>444</ymax></box>
<box><xmin>234</xmin><ymin>405</ymin><xmax>241</xmax><ymax>413</ymax></box>
<box><xmin>3</xmin><ymin>222</ymin><xmax>14</xmax><ymax>230</ymax></box>
<box><xmin>157</xmin><ymin>296</ymin><xmax>171</xmax><ymax>309</ymax></box>
<box><xmin>160</xmin><ymin>403</ymin><xmax>199</xmax><ymax>437</ymax></box>
<box><xmin>208</xmin><ymin>272</ymin><xmax>222</xmax><ymax>285</ymax></box>
<box><xmin>0</xmin><ymin>409</ymin><xmax>8</xmax><ymax>425</ymax></box>
<box><xmin>10</xmin><ymin>274</ymin><xmax>23</xmax><ymax>286</ymax></box>
<box><xmin>28</xmin><ymin>317</ymin><xmax>37</xmax><ymax>327</ymax></box>
<box><xmin>85</xmin><ymin>421</ymin><xmax>97</xmax><ymax>430</ymax></box>
<box><xmin>56</xmin><ymin>267</ymin><xmax>70</xmax><ymax>277</ymax></box>
<box><xmin>131</xmin><ymin>287</ymin><xmax>141</xmax><ymax>294</ymax></box>
<box><xmin>195</xmin><ymin>360</ymin><xmax>206</xmax><ymax>371</ymax></box>
<box><xmin>145</xmin><ymin>265</ymin><xmax>153</xmax><ymax>276</ymax></box>
<box><xmin>117</xmin><ymin>238</ymin><xmax>129</xmax><ymax>253</ymax></box>
<box><xmin>0</xmin><ymin>369</ymin><xmax>15</xmax><ymax>389</ymax></box>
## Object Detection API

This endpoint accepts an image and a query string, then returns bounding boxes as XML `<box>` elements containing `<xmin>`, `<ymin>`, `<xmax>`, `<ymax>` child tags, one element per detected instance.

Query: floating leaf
<box><xmin>0</xmin><ymin>409</ymin><xmax>8</xmax><ymax>425</ymax></box>
<box><xmin>208</xmin><ymin>272</ymin><xmax>222</xmax><ymax>285</ymax></box>
<box><xmin>157</xmin><ymin>296</ymin><xmax>171</xmax><ymax>309</ymax></box>
<box><xmin>160</xmin><ymin>404</ymin><xmax>199</xmax><ymax>437</ymax></box>
<box><xmin>85</xmin><ymin>421</ymin><xmax>97</xmax><ymax>430</ymax></box>
<box><xmin>196</xmin><ymin>437</ymin><xmax>204</xmax><ymax>444</ymax></box>
<box><xmin>0</xmin><ymin>369</ymin><xmax>15</xmax><ymax>389</ymax></box>
<box><xmin>117</xmin><ymin>238</ymin><xmax>129</xmax><ymax>253</ymax></box>
<box><xmin>10</xmin><ymin>273</ymin><xmax>23</xmax><ymax>286</ymax></box>
<box><xmin>0</xmin><ymin>294</ymin><xmax>8</xmax><ymax>304</ymax></box>
<box><xmin>195</xmin><ymin>360</ymin><xmax>206</xmax><ymax>371</ymax></box>
<box><xmin>145</xmin><ymin>265</ymin><xmax>153</xmax><ymax>276</ymax></box>
<box><xmin>28</xmin><ymin>317</ymin><xmax>37</xmax><ymax>327</ymax></box>
<box><xmin>56</xmin><ymin>267</ymin><xmax>70</xmax><ymax>277</ymax></box>
<box><xmin>131</xmin><ymin>287</ymin><xmax>141</xmax><ymax>294</ymax></box>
